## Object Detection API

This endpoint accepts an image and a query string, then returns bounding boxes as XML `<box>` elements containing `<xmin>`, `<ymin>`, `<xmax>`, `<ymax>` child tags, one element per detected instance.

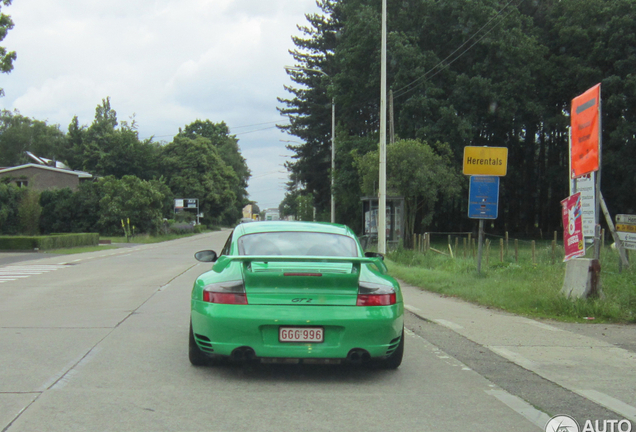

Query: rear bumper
<box><xmin>191</xmin><ymin>301</ymin><xmax>403</xmax><ymax>359</ymax></box>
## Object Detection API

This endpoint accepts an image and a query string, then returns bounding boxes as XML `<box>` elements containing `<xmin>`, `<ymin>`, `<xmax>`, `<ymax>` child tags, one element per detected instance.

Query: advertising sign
<box><xmin>571</xmin><ymin>84</ymin><xmax>600</xmax><ymax>178</ymax></box>
<box><xmin>561</xmin><ymin>193</ymin><xmax>585</xmax><ymax>261</ymax></box>
<box><xmin>463</xmin><ymin>146</ymin><xmax>508</xmax><ymax>176</ymax></box>
<box><xmin>569</xmin><ymin>174</ymin><xmax>595</xmax><ymax>239</ymax></box>
<box><xmin>468</xmin><ymin>176</ymin><xmax>499</xmax><ymax>219</ymax></box>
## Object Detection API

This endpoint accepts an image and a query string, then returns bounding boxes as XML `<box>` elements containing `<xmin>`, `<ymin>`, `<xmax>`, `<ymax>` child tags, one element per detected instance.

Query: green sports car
<box><xmin>189</xmin><ymin>221</ymin><xmax>404</xmax><ymax>368</ymax></box>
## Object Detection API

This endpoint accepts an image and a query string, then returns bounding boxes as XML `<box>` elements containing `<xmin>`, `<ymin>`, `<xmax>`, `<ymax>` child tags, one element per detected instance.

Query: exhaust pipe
<box><xmin>347</xmin><ymin>349</ymin><xmax>371</xmax><ymax>364</ymax></box>
<box><xmin>231</xmin><ymin>347</ymin><xmax>256</xmax><ymax>362</ymax></box>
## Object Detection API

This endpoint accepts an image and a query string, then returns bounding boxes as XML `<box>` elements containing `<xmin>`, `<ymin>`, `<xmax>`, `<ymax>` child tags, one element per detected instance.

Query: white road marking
<box><xmin>432</xmin><ymin>318</ymin><xmax>464</xmax><ymax>330</ymax></box>
<box><xmin>576</xmin><ymin>389</ymin><xmax>636</xmax><ymax>422</ymax></box>
<box><xmin>0</xmin><ymin>264</ymin><xmax>68</xmax><ymax>284</ymax></box>
<box><xmin>485</xmin><ymin>389</ymin><xmax>550</xmax><ymax>429</ymax></box>
<box><xmin>404</xmin><ymin>304</ymin><xmax>421</xmax><ymax>313</ymax></box>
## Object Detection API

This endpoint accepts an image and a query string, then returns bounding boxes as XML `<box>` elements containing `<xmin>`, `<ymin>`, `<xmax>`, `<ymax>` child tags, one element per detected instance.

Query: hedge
<box><xmin>0</xmin><ymin>233</ymin><xmax>100</xmax><ymax>251</ymax></box>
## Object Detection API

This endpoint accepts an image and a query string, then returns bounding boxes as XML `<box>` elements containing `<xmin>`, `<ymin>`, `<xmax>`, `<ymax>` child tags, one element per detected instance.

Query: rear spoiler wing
<box><xmin>226</xmin><ymin>255</ymin><xmax>377</xmax><ymax>264</ymax></box>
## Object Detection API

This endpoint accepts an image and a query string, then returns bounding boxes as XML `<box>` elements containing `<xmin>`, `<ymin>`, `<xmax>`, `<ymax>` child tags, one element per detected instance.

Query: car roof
<box><xmin>234</xmin><ymin>221</ymin><xmax>355</xmax><ymax>237</ymax></box>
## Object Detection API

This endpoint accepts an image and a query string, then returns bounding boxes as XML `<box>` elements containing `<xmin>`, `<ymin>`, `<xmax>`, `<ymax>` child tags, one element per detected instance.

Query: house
<box><xmin>0</xmin><ymin>164</ymin><xmax>93</xmax><ymax>192</ymax></box>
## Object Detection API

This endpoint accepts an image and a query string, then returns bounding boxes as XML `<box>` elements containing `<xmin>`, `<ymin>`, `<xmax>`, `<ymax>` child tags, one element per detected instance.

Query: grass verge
<box><xmin>386</xmin><ymin>243</ymin><xmax>636</xmax><ymax>323</ymax></box>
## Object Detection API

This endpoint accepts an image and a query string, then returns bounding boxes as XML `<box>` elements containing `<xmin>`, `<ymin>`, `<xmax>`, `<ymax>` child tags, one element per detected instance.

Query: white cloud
<box><xmin>1</xmin><ymin>0</ymin><xmax>321</xmax><ymax>208</ymax></box>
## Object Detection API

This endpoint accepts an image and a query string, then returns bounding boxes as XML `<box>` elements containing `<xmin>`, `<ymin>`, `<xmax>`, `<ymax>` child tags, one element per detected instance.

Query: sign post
<box><xmin>463</xmin><ymin>147</ymin><xmax>508</xmax><ymax>274</ymax></box>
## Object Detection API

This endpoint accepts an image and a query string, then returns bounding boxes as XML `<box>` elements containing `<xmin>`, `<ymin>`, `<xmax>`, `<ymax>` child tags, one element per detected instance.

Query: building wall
<box><xmin>0</xmin><ymin>166</ymin><xmax>80</xmax><ymax>191</ymax></box>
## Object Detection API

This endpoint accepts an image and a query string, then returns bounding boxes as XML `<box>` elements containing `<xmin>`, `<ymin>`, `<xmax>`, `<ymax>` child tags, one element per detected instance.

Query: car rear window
<box><xmin>238</xmin><ymin>232</ymin><xmax>359</xmax><ymax>257</ymax></box>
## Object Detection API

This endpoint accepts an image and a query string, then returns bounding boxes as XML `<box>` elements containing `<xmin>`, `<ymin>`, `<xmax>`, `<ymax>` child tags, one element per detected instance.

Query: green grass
<box><xmin>102</xmin><ymin>232</ymin><xmax>209</xmax><ymax>244</ymax></box>
<box><xmin>387</xmin><ymin>240</ymin><xmax>636</xmax><ymax>323</ymax></box>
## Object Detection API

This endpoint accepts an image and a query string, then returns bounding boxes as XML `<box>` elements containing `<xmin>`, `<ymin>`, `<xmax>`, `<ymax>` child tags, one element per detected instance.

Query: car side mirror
<box><xmin>364</xmin><ymin>251</ymin><xmax>385</xmax><ymax>261</ymax></box>
<box><xmin>195</xmin><ymin>250</ymin><xmax>218</xmax><ymax>262</ymax></box>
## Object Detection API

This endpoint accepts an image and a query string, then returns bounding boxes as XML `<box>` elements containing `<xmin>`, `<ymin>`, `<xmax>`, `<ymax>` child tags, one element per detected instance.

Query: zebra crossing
<box><xmin>0</xmin><ymin>264</ymin><xmax>69</xmax><ymax>283</ymax></box>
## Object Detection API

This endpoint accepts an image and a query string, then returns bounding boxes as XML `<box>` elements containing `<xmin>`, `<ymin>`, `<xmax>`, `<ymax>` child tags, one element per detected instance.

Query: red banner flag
<box><xmin>571</xmin><ymin>84</ymin><xmax>600</xmax><ymax>178</ymax></box>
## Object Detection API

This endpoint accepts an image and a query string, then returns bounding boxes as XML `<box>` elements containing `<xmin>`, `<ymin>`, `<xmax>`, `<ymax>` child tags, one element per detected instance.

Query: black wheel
<box><xmin>189</xmin><ymin>322</ymin><xmax>210</xmax><ymax>366</ymax></box>
<box><xmin>378</xmin><ymin>330</ymin><xmax>404</xmax><ymax>369</ymax></box>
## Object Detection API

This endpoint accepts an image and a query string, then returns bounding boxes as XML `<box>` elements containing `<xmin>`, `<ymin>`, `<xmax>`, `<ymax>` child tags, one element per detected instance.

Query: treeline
<box><xmin>0</xmin><ymin>98</ymin><xmax>250</xmax><ymax>235</ymax></box>
<box><xmin>278</xmin><ymin>0</ymin><xmax>636</xmax><ymax>238</ymax></box>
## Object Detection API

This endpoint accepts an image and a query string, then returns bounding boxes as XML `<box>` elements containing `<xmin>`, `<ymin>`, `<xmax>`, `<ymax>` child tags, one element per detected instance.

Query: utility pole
<box><xmin>378</xmin><ymin>0</ymin><xmax>387</xmax><ymax>254</ymax></box>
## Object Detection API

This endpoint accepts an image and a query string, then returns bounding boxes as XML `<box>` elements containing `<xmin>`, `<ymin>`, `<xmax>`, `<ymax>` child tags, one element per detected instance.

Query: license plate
<box><xmin>279</xmin><ymin>327</ymin><xmax>324</xmax><ymax>343</ymax></box>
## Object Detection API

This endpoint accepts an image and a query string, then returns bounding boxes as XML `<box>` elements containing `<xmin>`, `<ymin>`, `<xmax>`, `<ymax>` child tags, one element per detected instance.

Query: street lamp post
<box><xmin>284</xmin><ymin>66</ymin><xmax>336</xmax><ymax>224</ymax></box>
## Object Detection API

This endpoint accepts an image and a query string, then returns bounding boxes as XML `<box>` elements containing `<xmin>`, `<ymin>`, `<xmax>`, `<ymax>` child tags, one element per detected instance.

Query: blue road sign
<box><xmin>468</xmin><ymin>176</ymin><xmax>499</xmax><ymax>219</ymax></box>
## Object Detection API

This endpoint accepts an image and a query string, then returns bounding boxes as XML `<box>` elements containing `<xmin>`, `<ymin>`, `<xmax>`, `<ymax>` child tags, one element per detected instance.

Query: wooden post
<box><xmin>455</xmin><ymin>237</ymin><xmax>459</xmax><ymax>257</ymax></box>
<box><xmin>448</xmin><ymin>235</ymin><xmax>451</xmax><ymax>249</ymax></box>
<box><xmin>551</xmin><ymin>240</ymin><xmax>556</xmax><ymax>265</ymax></box>
<box><xmin>412</xmin><ymin>233</ymin><xmax>416</xmax><ymax>250</ymax></box>
<box><xmin>500</xmin><ymin>238</ymin><xmax>504</xmax><ymax>262</ymax></box>
<box><xmin>472</xmin><ymin>238</ymin><xmax>476</xmax><ymax>259</ymax></box>
<box><xmin>515</xmin><ymin>239</ymin><xmax>519</xmax><ymax>263</ymax></box>
<box><xmin>601</xmin><ymin>228</ymin><xmax>605</xmax><ymax>250</ymax></box>
<box><xmin>532</xmin><ymin>240</ymin><xmax>536</xmax><ymax>264</ymax></box>
<box><xmin>505</xmin><ymin>232</ymin><xmax>509</xmax><ymax>257</ymax></box>
<box><xmin>485</xmin><ymin>239</ymin><xmax>491</xmax><ymax>267</ymax></box>
<box><xmin>463</xmin><ymin>238</ymin><xmax>467</xmax><ymax>258</ymax></box>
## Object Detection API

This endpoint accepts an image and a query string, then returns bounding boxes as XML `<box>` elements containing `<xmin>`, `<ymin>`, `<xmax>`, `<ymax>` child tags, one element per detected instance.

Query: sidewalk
<box><xmin>400</xmin><ymin>282</ymin><xmax>636</xmax><ymax>423</ymax></box>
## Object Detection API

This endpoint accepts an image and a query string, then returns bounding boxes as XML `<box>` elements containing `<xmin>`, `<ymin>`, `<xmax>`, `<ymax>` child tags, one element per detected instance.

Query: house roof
<box><xmin>0</xmin><ymin>164</ymin><xmax>93</xmax><ymax>179</ymax></box>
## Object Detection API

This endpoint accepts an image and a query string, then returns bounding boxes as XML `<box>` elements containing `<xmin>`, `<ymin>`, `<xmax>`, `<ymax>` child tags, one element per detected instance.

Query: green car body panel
<box><xmin>190</xmin><ymin>221</ymin><xmax>404</xmax><ymax>361</ymax></box>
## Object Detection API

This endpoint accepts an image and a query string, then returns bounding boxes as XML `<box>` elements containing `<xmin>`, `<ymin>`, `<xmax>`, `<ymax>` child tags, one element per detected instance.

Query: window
<box><xmin>15</xmin><ymin>180</ymin><xmax>28</xmax><ymax>188</ymax></box>
<box><xmin>238</xmin><ymin>232</ymin><xmax>359</xmax><ymax>257</ymax></box>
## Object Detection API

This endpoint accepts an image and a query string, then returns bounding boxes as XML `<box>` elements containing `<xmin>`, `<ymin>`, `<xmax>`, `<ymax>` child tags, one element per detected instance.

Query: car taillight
<box><xmin>202</xmin><ymin>280</ymin><xmax>247</xmax><ymax>305</ymax></box>
<box><xmin>203</xmin><ymin>292</ymin><xmax>248</xmax><ymax>305</ymax></box>
<box><xmin>357</xmin><ymin>281</ymin><xmax>396</xmax><ymax>306</ymax></box>
<box><xmin>356</xmin><ymin>293</ymin><xmax>396</xmax><ymax>306</ymax></box>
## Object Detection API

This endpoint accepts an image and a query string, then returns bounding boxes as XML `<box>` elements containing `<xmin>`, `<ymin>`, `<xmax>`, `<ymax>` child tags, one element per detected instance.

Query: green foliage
<box><xmin>0</xmin><ymin>233</ymin><xmax>99</xmax><ymax>250</ymax></box>
<box><xmin>178</xmin><ymin>120</ymin><xmax>251</xmax><ymax>223</ymax></box>
<box><xmin>355</xmin><ymin>139</ymin><xmax>462</xmax><ymax>243</ymax></box>
<box><xmin>280</xmin><ymin>0</ymin><xmax>636</xmax><ymax>236</ymax></box>
<box><xmin>160</xmin><ymin>135</ymin><xmax>239</xmax><ymax>226</ymax></box>
<box><xmin>0</xmin><ymin>0</ymin><xmax>16</xmax><ymax>97</ymax></box>
<box><xmin>0</xmin><ymin>110</ymin><xmax>66</xmax><ymax>167</ymax></box>
<box><xmin>0</xmin><ymin>182</ymin><xmax>21</xmax><ymax>234</ymax></box>
<box><xmin>296</xmin><ymin>193</ymin><xmax>315</xmax><ymax>221</ymax></box>
<box><xmin>17</xmin><ymin>188</ymin><xmax>41</xmax><ymax>235</ymax></box>
<box><xmin>97</xmin><ymin>175</ymin><xmax>166</xmax><ymax>235</ymax></box>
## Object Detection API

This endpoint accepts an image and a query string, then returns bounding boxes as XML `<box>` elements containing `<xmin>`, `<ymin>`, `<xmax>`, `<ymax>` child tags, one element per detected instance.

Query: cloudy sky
<box><xmin>1</xmin><ymin>0</ymin><xmax>322</xmax><ymax>209</ymax></box>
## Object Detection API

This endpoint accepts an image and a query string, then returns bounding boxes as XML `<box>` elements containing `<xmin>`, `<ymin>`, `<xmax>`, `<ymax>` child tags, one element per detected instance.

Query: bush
<box><xmin>0</xmin><ymin>233</ymin><xmax>99</xmax><ymax>250</ymax></box>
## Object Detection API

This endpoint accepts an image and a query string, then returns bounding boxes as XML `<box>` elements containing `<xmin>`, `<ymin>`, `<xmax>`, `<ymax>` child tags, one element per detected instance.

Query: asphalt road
<box><xmin>0</xmin><ymin>231</ymin><xmax>583</xmax><ymax>431</ymax></box>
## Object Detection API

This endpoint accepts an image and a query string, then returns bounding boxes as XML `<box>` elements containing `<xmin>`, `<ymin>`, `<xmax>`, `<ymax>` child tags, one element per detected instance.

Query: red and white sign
<box><xmin>561</xmin><ymin>193</ymin><xmax>585</xmax><ymax>261</ymax></box>
<box><xmin>571</xmin><ymin>84</ymin><xmax>601</xmax><ymax>178</ymax></box>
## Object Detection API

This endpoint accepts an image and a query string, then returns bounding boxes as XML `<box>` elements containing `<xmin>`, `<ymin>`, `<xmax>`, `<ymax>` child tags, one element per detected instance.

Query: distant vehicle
<box><xmin>239</xmin><ymin>218</ymin><xmax>254</xmax><ymax>224</ymax></box>
<box><xmin>189</xmin><ymin>221</ymin><xmax>404</xmax><ymax>368</ymax></box>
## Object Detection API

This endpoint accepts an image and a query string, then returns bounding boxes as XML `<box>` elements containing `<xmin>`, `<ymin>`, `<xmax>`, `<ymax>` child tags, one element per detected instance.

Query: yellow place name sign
<box><xmin>616</xmin><ymin>224</ymin><xmax>636</xmax><ymax>233</ymax></box>
<box><xmin>463</xmin><ymin>146</ymin><xmax>508</xmax><ymax>176</ymax></box>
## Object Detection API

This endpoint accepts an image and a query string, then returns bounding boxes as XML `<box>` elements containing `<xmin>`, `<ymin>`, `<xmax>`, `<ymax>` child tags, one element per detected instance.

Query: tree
<box><xmin>0</xmin><ymin>110</ymin><xmax>66</xmax><ymax>167</ymax></box>
<box><xmin>97</xmin><ymin>176</ymin><xmax>166</xmax><ymax>235</ymax></box>
<box><xmin>278</xmin><ymin>0</ymin><xmax>341</xmax><ymax>215</ymax></box>
<box><xmin>0</xmin><ymin>181</ymin><xmax>21</xmax><ymax>234</ymax></box>
<box><xmin>160</xmin><ymin>135</ymin><xmax>239</xmax><ymax>225</ymax></box>
<box><xmin>70</xmin><ymin>98</ymin><xmax>161</xmax><ymax>179</ymax></box>
<box><xmin>0</xmin><ymin>0</ymin><xmax>16</xmax><ymax>97</ymax></box>
<box><xmin>179</xmin><ymin>120</ymin><xmax>251</xmax><ymax>221</ymax></box>
<box><xmin>17</xmin><ymin>188</ymin><xmax>41</xmax><ymax>235</ymax></box>
<box><xmin>355</xmin><ymin>139</ymin><xmax>462</xmax><ymax>245</ymax></box>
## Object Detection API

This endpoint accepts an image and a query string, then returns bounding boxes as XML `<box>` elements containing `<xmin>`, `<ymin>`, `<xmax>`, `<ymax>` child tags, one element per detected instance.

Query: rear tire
<box><xmin>189</xmin><ymin>322</ymin><xmax>210</xmax><ymax>366</ymax></box>
<box><xmin>378</xmin><ymin>329</ymin><xmax>404</xmax><ymax>369</ymax></box>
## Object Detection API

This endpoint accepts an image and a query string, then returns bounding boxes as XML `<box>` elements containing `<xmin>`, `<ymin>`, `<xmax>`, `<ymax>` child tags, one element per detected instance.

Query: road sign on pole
<box><xmin>463</xmin><ymin>147</ymin><xmax>508</xmax><ymax>176</ymax></box>
<box><xmin>468</xmin><ymin>176</ymin><xmax>499</xmax><ymax>219</ymax></box>
<box><xmin>616</xmin><ymin>214</ymin><xmax>636</xmax><ymax>251</ymax></box>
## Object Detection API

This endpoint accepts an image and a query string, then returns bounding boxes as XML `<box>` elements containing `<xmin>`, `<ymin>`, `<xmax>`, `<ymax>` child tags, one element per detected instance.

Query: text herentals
<box><xmin>463</xmin><ymin>147</ymin><xmax>508</xmax><ymax>176</ymax></box>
